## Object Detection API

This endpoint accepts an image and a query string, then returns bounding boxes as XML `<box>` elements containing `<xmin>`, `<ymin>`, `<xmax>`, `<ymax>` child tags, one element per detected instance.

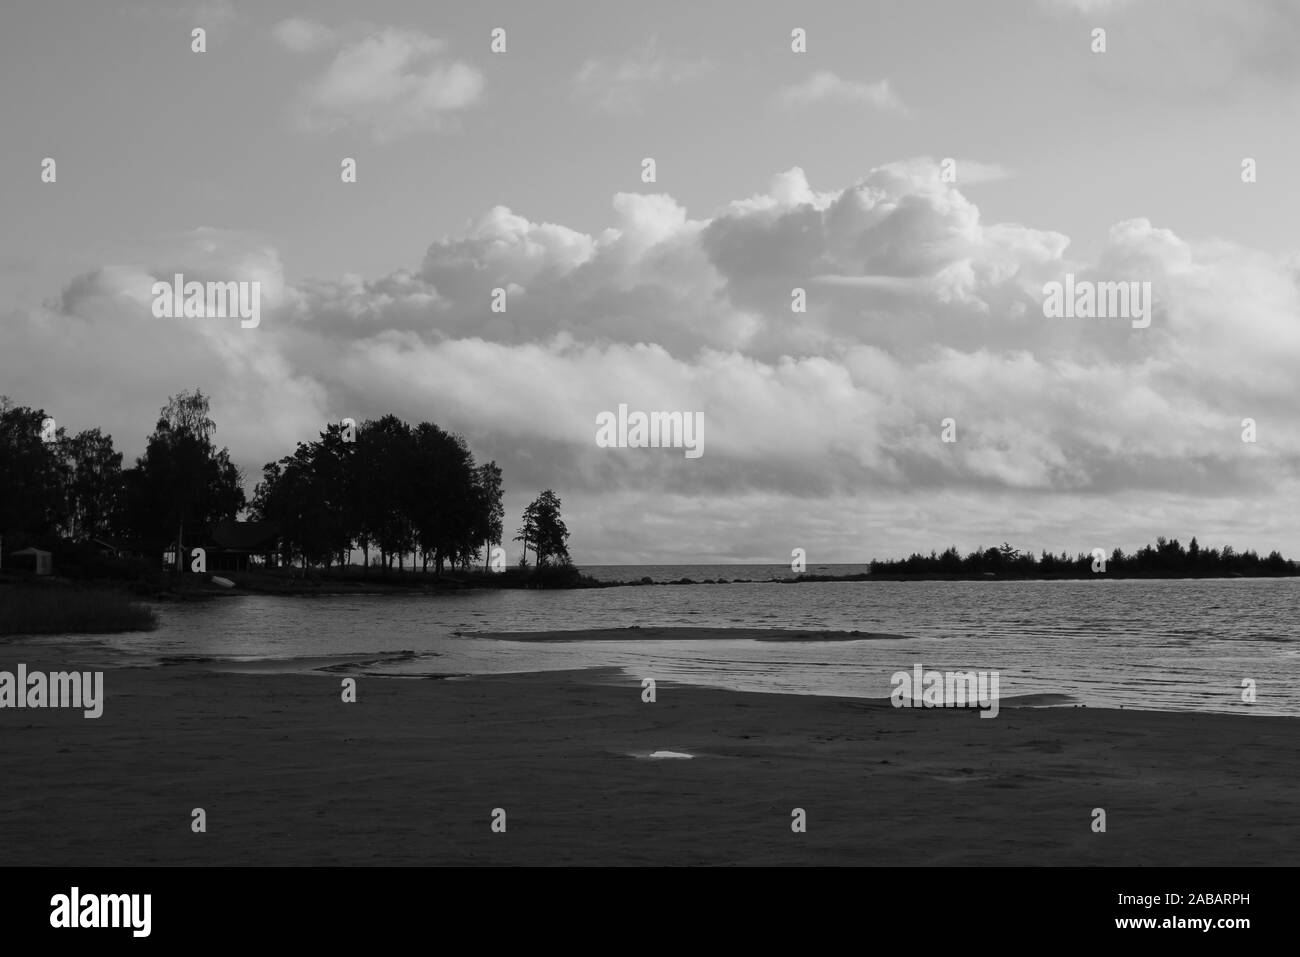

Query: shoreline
<box><xmin>4</xmin><ymin>625</ymin><xmax>1293</xmax><ymax>718</ymax></box>
<box><xmin>1</xmin><ymin>640</ymin><xmax>1296</xmax><ymax>865</ymax></box>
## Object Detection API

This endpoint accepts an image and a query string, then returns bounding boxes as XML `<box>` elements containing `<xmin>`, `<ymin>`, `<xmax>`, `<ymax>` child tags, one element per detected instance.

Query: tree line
<box><xmin>869</xmin><ymin>537</ymin><xmax>1297</xmax><ymax>578</ymax></box>
<box><xmin>0</xmin><ymin>390</ymin><xmax>570</xmax><ymax>575</ymax></box>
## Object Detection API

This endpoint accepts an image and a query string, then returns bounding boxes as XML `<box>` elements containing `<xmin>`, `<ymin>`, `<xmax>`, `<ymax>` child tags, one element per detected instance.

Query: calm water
<box><xmin>39</xmin><ymin>574</ymin><xmax>1300</xmax><ymax>716</ymax></box>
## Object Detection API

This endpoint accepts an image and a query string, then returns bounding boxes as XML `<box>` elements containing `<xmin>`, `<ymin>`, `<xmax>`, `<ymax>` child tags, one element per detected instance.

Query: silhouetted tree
<box><xmin>519</xmin><ymin>490</ymin><xmax>570</xmax><ymax>567</ymax></box>
<box><xmin>0</xmin><ymin>397</ymin><xmax>66</xmax><ymax>540</ymax></box>
<box><xmin>57</xmin><ymin>428</ymin><xmax>123</xmax><ymax>540</ymax></box>
<box><xmin>121</xmin><ymin>390</ymin><xmax>244</xmax><ymax>568</ymax></box>
<box><xmin>356</xmin><ymin>415</ymin><xmax>414</xmax><ymax>572</ymax></box>
<box><xmin>476</xmin><ymin>462</ymin><xmax>504</xmax><ymax>572</ymax></box>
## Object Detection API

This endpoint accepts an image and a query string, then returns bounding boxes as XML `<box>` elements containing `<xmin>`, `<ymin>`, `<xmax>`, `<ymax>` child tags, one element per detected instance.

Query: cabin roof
<box><xmin>207</xmin><ymin>520</ymin><xmax>279</xmax><ymax>551</ymax></box>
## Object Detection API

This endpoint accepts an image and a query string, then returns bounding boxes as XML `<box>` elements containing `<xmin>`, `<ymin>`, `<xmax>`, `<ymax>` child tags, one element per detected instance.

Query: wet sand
<box><xmin>1</xmin><ymin>635</ymin><xmax>1296</xmax><ymax>865</ymax></box>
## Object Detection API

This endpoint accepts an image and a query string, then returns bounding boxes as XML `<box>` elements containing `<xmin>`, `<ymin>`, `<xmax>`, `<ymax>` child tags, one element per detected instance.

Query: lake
<box><xmin>49</xmin><ymin>573</ymin><xmax>1300</xmax><ymax>716</ymax></box>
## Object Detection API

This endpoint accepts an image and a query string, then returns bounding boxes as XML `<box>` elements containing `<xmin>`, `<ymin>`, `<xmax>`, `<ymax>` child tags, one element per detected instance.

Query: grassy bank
<box><xmin>0</xmin><ymin>584</ymin><xmax>158</xmax><ymax>636</ymax></box>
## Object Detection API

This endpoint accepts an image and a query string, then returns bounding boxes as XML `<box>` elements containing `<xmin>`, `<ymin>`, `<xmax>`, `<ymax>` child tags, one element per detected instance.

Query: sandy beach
<box><xmin>1</xmin><ymin>629</ymin><xmax>1296</xmax><ymax>866</ymax></box>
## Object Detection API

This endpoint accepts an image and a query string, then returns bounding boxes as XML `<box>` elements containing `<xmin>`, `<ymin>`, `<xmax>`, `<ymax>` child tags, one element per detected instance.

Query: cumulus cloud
<box><xmin>9</xmin><ymin>230</ymin><xmax>325</xmax><ymax>476</ymax></box>
<box><xmin>775</xmin><ymin>71</ymin><xmax>907</xmax><ymax>113</ymax></box>
<box><xmin>9</xmin><ymin>162</ymin><xmax>1300</xmax><ymax>559</ymax></box>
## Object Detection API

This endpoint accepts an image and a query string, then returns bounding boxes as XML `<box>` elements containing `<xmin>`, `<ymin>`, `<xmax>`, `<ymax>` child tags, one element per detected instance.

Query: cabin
<box><xmin>201</xmin><ymin>520</ymin><xmax>280</xmax><ymax>573</ymax></box>
<box><xmin>164</xmin><ymin>521</ymin><xmax>280</xmax><ymax>572</ymax></box>
<box><xmin>9</xmin><ymin>547</ymin><xmax>53</xmax><ymax>575</ymax></box>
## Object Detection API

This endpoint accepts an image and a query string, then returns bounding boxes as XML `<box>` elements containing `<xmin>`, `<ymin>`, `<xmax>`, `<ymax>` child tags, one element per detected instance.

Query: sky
<box><xmin>2</xmin><ymin>0</ymin><xmax>1299</xmax><ymax>563</ymax></box>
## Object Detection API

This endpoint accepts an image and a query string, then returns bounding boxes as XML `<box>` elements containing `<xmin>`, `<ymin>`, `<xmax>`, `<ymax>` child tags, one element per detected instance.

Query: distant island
<box><xmin>859</xmin><ymin>539</ymin><xmax>1297</xmax><ymax>580</ymax></box>
<box><xmin>593</xmin><ymin>537</ymin><xmax>1300</xmax><ymax>586</ymax></box>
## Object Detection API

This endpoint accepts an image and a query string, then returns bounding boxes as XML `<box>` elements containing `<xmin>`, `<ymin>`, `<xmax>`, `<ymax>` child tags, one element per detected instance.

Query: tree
<box><xmin>250</xmin><ymin>443</ymin><xmax>334</xmax><ymax>573</ymax></box>
<box><xmin>411</xmin><ymin>424</ymin><xmax>479</xmax><ymax>574</ymax></box>
<box><xmin>58</xmin><ymin>428</ymin><xmax>123</xmax><ymax>540</ymax></box>
<box><xmin>0</xmin><ymin>397</ymin><xmax>66</xmax><ymax>540</ymax></box>
<box><xmin>251</xmin><ymin>413</ymin><xmax>501</xmax><ymax>576</ymax></box>
<box><xmin>476</xmin><ymin>462</ymin><xmax>504</xmax><ymax>572</ymax></box>
<box><xmin>0</xmin><ymin>394</ymin><xmax>522</xmax><ymax>580</ymax></box>
<box><xmin>355</xmin><ymin>415</ymin><xmax>414</xmax><ymax>573</ymax></box>
<box><xmin>122</xmin><ymin>390</ymin><xmax>244</xmax><ymax>569</ymax></box>
<box><xmin>312</xmin><ymin>422</ymin><xmax>359</xmax><ymax>567</ymax></box>
<box><xmin>519</xmin><ymin>490</ymin><xmax>570</xmax><ymax>567</ymax></box>
<box><xmin>515</xmin><ymin>499</ymin><xmax>538</xmax><ymax>567</ymax></box>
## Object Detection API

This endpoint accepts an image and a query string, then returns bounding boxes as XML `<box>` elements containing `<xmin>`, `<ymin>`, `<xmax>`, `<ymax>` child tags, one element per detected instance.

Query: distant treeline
<box><xmin>868</xmin><ymin>538</ymin><xmax>1298</xmax><ymax>578</ymax></box>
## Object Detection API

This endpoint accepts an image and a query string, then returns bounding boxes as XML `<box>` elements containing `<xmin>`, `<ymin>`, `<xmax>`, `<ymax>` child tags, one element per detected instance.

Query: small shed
<box><xmin>11</xmin><ymin>547</ymin><xmax>53</xmax><ymax>575</ymax></box>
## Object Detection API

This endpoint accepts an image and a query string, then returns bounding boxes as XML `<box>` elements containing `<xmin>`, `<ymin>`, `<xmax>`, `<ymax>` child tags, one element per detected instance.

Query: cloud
<box><xmin>279</xmin><ymin>163</ymin><xmax>1300</xmax><ymax>511</ymax></box>
<box><xmin>285</xmin><ymin>26</ymin><xmax>484</xmax><ymax>141</ymax></box>
<box><xmin>11</xmin><ymin>162</ymin><xmax>1300</xmax><ymax>560</ymax></box>
<box><xmin>573</xmin><ymin>39</ymin><xmax>712</xmax><ymax>113</ymax></box>
<box><xmin>775</xmin><ymin>71</ymin><xmax>907</xmax><ymax>113</ymax></box>
<box><xmin>9</xmin><ymin>230</ymin><xmax>324</xmax><ymax>477</ymax></box>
